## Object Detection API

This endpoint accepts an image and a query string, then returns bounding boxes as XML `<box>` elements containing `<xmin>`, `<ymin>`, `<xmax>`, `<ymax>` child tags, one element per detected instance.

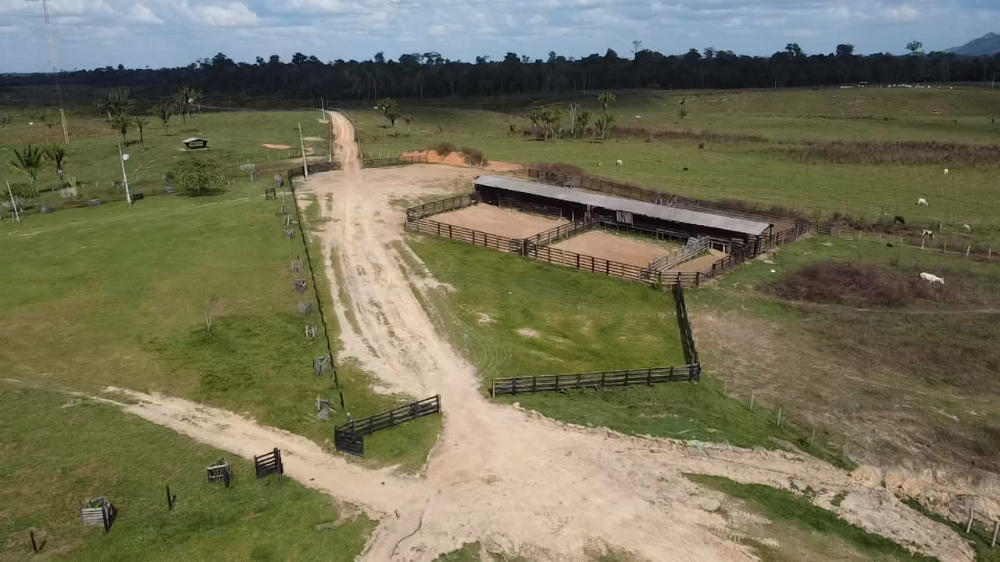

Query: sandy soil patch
<box><xmin>262</xmin><ymin>143</ymin><xmax>292</xmax><ymax>150</ymax></box>
<box><xmin>434</xmin><ymin>205</ymin><xmax>567</xmax><ymax>239</ymax></box>
<box><xmin>516</xmin><ymin>328</ymin><xmax>540</xmax><ymax>338</ymax></box>
<box><xmin>664</xmin><ymin>249</ymin><xmax>726</xmax><ymax>274</ymax></box>
<box><xmin>303</xmin><ymin>136</ymin><xmax>324</xmax><ymax>141</ymax></box>
<box><xmin>552</xmin><ymin>230</ymin><xmax>676</xmax><ymax>268</ymax></box>
<box><xmin>404</xmin><ymin>150</ymin><xmax>522</xmax><ymax>173</ymax></box>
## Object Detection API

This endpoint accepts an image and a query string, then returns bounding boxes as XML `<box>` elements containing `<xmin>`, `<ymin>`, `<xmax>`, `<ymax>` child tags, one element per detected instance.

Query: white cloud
<box><xmin>191</xmin><ymin>2</ymin><xmax>258</xmax><ymax>25</ymax></box>
<box><xmin>882</xmin><ymin>3</ymin><xmax>919</xmax><ymax>22</ymax></box>
<box><xmin>128</xmin><ymin>2</ymin><xmax>163</xmax><ymax>24</ymax></box>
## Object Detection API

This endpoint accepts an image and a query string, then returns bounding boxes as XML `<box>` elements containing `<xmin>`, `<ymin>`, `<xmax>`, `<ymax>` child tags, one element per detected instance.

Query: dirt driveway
<box><xmin>103</xmin><ymin>112</ymin><xmax>975</xmax><ymax>562</ymax></box>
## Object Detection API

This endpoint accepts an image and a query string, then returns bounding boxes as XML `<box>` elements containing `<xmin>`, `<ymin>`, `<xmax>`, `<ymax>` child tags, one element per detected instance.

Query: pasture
<box><xmin>408</xmin><ymin>235</ymin><xmax>845</xmax><ymax>465</ymax></box>
<box><xmin>347</xmin><ymin>88</ymin><xmax>1000</xmax><ymax>237</ymax></box>
<box><xmin>0</xmin><ymin>173</ymin><xmax>439</xmax><ymax>471</ymax></box>
<box><xmin>0</xmin><ymin>383</ymin><xmax>373</xmax><ymax>561</ymax></box>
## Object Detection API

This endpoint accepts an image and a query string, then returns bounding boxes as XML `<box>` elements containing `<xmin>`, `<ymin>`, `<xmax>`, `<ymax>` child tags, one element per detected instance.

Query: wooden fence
<box><xmin>407</xmin><ymin>219</ymin><xmax>521</xmax><ymax>253</ymax></box>
<box><xmin>492</xmin><ymin>364</ymin><xmax>700</xmax><ymax>396</ymax></box>
<box><xmin>253</xmin><ymin>448</ymin><xmax>284</xmax><ymax>480</ymax></box>
<box><xmin>499</xmin><ymin>197</ymin><xmax>565</xmax><ymax>219</ymax></box>
<box><xmin>405</xmin><ymin>193</ymin><xmax>480</xmax><ymax>221</ymax></box>
<box><xmin>362</xmin><ymin>154</ymin><xmax>427</xmax><ymax>168</ymax></box>
<box><xmin>523</xmin><ymin>219</ymin><xmax>595</xmax><ymax>246</ymax></box>
<box><xmin>673</xmin><ymin>285</ymin><xmax>699</xmax><ymax>365</ymax></box>
<box><xmin>651</xmin><ymin>236</ymin><xmax>711</xmax><ymax>272</ymax></box>
<box><xmin>523</xmin><ymin>243</ymin><xmax>655</xmax><ymax>283</ymax></box>
<box><xmin>334</xmin><ymin>395</ymin><xmax>442</xmax><ymax>456</ymax></box>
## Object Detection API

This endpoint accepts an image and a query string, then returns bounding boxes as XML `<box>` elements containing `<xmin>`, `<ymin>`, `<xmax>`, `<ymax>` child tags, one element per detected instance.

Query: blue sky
<box><xmin>0</xmin><ymin>0</ymin><xmax>997</xmax><ymax>72</ymax></box>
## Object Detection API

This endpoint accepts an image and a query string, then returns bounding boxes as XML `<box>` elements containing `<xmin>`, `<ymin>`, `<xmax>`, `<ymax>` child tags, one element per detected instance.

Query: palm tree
<box><xmin>42</xmin><ymin>144</ymin><xmax>67</xmax><ymax>178</ymax></box>
<box><xmin>174</xmin><ymin>87</ymin><xmax>199</xmax><ymax>124</ymax></box>
<box><xmin>595</xmin><ymin>114</ymin><xmax>616</xmax><ymax>140</ymax></box>
<box><xmin>110</xmin><ymin>112</ymin><xmax>131</xmax><ymax>144</ymax></box>
<box><xmin>10</xmin><ymin>145</ymin><xmax>45</xmax><ymax>195</ymax></box>
<box><xmin>133</xmin><ymin>116</ymin><xmax>149</xmax><ymax>146</ymax></box>
<box><xmin>153</xmin><ymin>103</ymin><xmax>172</xmax><ymax>133</ymax></box>
<box><xmin>598</xmin><ymin>91</ymin><xmax>616</xmax><ymax>114</ymax></box>
<box><xmin>575</xmin><ymin>110</ymin><xmax>591</xmax><ymax>138</ymax></box>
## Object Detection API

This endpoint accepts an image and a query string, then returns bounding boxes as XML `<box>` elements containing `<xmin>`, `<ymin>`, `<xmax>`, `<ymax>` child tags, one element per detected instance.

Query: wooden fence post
<box><xmin>992</xmin><ymin>520</ymin><xmax>999</xmax><ymax>548</ymax></box>
<box><xmin>749</xmin><ymin>392</ymin><xmax>754</xmax><ymax>410</ymax></box>
<box><xmin>967</xmin><ymin>508</ymin><xmax>975</xmax><ymax>534</ymax></box>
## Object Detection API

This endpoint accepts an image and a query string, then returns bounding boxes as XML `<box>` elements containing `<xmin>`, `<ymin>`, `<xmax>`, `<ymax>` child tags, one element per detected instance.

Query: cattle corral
<box><xmin>433</xmin><ymin>204</ymin><xmax>568</xmax><ymax>239</ymax></box>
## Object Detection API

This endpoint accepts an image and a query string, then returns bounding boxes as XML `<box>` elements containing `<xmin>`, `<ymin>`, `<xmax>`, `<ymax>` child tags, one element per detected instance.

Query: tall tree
<box><xmin>174</xmin><ymin>86</ymin><xmax>200</xmax><ymax>124</ymax></box>
<box><xmin>169</xmin><ymin>157</ymin><xmax>220</xmax><ymax>195</ymax></box>
<box><xmin>110</xmin><ymin>112</ymin><xmax>131</xmax><ymax>144</ymax></box>
<box><xmin>10</xmin><ymin>145</ymin><xmax>44</xmax><ymax>195</ymax></box>
<box><xmin>133</xmin><ymin>116</ymin><xmax>149</xmax><ymax>147</ymax></box>
<box><xmin>376</xmin><ymin>97</ymin><xmax>401</xmax><ymax>132</ymax></box>
<box><xmin>152</xmin><ymin>103</ymin><xmax>173</xmax><ymax>133</ymax></box>
<box><xmin>836</xmin><ymin>44</ymin><xmax>855</xmax><ymax>57</ymax></box>
<box><xmin>597</xmin><ymin>91</ymin><xmax>616</xmax><ymax>139</ymax></box>
<box><xmin>906</xmin><ymin>40</ymin><xmax>925</xmax><ymax>56</ymax></box>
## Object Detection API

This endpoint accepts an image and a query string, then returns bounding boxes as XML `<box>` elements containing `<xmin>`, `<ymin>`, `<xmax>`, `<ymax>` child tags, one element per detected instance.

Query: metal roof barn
<box><xmin>473</xmin><ymin>175</ymin><xmax>771</xmax><ymax>236</ymax></box>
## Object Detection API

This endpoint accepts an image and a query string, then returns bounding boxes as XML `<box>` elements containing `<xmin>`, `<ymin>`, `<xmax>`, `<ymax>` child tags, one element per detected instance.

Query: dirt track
<box><xmin>104</xmin><ymin>112</ymin><xmax>975</xmax><ymax>562</ymax></box>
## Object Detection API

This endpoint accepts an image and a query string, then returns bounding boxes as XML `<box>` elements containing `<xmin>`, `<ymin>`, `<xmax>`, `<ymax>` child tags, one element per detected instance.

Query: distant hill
<box><xmin>945</xmin><ymin>32</ymin><xmax>1000</xmax><ymax>55</ymax></box>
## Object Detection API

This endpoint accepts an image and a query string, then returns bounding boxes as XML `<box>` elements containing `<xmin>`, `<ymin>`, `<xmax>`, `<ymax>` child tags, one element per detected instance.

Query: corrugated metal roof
<box><xmin>474</xmin><ymin>175</ymin><xmax>772</xmax><ymax>236</ymax></box>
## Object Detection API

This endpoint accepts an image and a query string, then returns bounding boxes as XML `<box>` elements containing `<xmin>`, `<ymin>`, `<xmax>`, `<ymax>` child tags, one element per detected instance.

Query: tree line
<box><xmin>2</xmin><ymin>43</ymin><xmax>1000</xmax><ymax>105</ymax></box>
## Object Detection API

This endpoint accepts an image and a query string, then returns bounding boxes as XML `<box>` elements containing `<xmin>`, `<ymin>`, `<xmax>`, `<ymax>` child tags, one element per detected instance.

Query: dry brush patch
<box><xmin>784</xmin><ymin>140</ymin><xmax>1000</xmax><ymax>166</ymax></box>
<box><xmin>764</xmin><ymin>263</ymin><xmax>960</xmax><ymax>307</ymax></box>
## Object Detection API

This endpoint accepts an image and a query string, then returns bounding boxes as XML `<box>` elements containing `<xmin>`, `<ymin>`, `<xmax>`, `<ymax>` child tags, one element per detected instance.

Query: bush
<box><xmin>529</xmin><ymin>162</ymin><xmax>584</xmax><ymax>176</ymax></box>
<box><xmin>435</xmin><ymin>142</ymin><xmax>456</xmax><ymax>156</ymax></box>
<box><xmin>765</xmin><ymin>262</ymin><xmax>957</xmax><ymax>306</ymax></box>
<box><xmin>460</xmin><ymin>147</ymin><xmax>486</xmax><ymax>166</ymax></box>
<box><xmin>168</xmin><ymin>157</ymin><xmax>222</xmax><ymax>196</ymax></box>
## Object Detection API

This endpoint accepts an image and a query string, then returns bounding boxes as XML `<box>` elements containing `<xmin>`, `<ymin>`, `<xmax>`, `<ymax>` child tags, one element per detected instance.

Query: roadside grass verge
<box><xmin>408</xmin><ymin>235</ymin><xmax>846</xmax><ymax>465</ymax></box>
<box><xmin>689</xmin><ymin>236</ymin><xmax>1000</xmax><ymax>470</ymax></box>
<box><xmin>687</xmin><ymin>475</ymin><xmax>936</xmax><ymax>562</ymax></box>
<box><xmin>0</xmin><ymin>383</ymin><xmax>373</xmax><ymax>562</ymax></box>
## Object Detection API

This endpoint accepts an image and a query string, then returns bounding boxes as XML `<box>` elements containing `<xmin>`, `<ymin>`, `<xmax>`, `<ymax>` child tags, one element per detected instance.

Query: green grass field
<box><xmin>0</xmin><ymin>383</ymin><xmax>373</xmax><ymax>562</ymax></box>
<box><xmin>409</xmin><ymin>235</ymin><xmax>845</xmax><ymax>466</ymax></box>
<box><xmin>347</xmin><ymin>88</ymin><xmax>1000</xmax><ymax>236</ymax></box>
<box><xmin>0</xmin><ymin>110</ymin><xmax>330</xmax><ymax>211</ymax></box>
<box><xmin>0</xmin><ymin>173</ymin><xmax>438</xmax><ymax>471</ymax></box>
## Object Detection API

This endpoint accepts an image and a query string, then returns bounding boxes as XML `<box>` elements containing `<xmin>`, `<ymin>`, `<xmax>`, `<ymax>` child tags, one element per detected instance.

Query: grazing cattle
<box><xmin>616</xmin><ymin>159</ymin><xmax>623</xmax><ymax>166</ymax></box>
<box><xmin>963</xmin><ymin>224</ymin><xmax>972</xmax><ymax>232</ymax></box>
<box><xmin>917</xmin><ymin>198</ymin><xmax>929</xmax><ymax>206</ymax></box>
<box><xmin>921</xmin><ymin>229</ymin><xmax>935</xmax><ymax>239</ymax></box>
<box><xmin>920</xmin><ymin>272</ymin><xmax>945</xmax><ymax>284</ymax></box>
<box><xmin>944</xmin><ymin>169</ymin><xmax>949</xmax><ymax>176</ymax></box>
<box><xmin>598</xmin><ymin>162</ymin><xmax>602</xmax><ymax>167</ymax></box>
<box><xmin>894</xmin><ymin>215</ymin><xmax>906</xmax><ymax>225</ymax></box>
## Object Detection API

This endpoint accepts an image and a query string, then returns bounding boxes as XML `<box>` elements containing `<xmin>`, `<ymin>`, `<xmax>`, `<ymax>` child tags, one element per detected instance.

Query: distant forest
<box><xmin>3</xmin><ymin>44</ymin><xmax>1000</xmax><ymax>104</ymax></box>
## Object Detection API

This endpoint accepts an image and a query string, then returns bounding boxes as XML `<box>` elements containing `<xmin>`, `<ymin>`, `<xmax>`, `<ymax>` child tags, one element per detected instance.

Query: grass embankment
<box><xmin>0</xmin><ymin>110</ymin><xmax>329</xmax><ymax>210</ymax></box>
<box><xmin>688</xmin><ymin>475</ymin><xmax>936</xmax><ymax>562</ymax></box>
<box><xmin>347</xmin><ymin>88</ymin><xmax>1000</xmax><ymax>238</ymax></box>
<box><xmin>902</xmin><ymin>500</ymin><xmax>1000</xmax><ymax>562</ymax></box>
<box><xmin>0</xmin><ymin>176</ymin><xmax>438</xmax><ymax>471</ymax></box>
<box><xmin>689</xmin><ymin>235</ymin><xmax>1000</xmax><ymax>470</ymax></box>
<box><xmin>0</xmin><ymin>383</ymin><xmax>373</xmax><ymax>562</ymax></box>
<box><xmin>409</xmin><ymin>236</ymin><xmax>845</xmax><ymax>465</ymax></box>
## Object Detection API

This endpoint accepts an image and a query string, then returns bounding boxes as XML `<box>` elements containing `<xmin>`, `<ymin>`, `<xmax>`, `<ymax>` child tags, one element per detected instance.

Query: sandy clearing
<box><xmin>433</xmin><ymin>205</ymin><xmax>567</xmax><ymax>239</ymax></box>
<box><xmin>262</xmin><ymin>143</ymin><xmax>292</xmax><ymax>150</ymax></box>
<box><xmin>404</xmin><ymin>150</ymin><xmax>522</xmax><ymax>173</ymax></box>
<box><xmin>83</xmin><ymin>110</ymin><xmax>976</xmax><ymax>562</ymax></box>
<box><xmin>552</xmin><ymin>230</ymin><xmax>677</xmax><ymax>268</ymax></box>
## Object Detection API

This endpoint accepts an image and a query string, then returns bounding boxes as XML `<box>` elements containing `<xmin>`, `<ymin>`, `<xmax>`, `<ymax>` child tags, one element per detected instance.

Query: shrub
<box><xmin>765</xmin><ymin>262</ymin><xmax>956</xmax><ymax>306</ymax></box>
<box><xmin>529</xmin><ymin>162</ymin><xmax>584</xmax><ymax>176</ymax></box>
<box><xmin>460</xmin><ymin>147</ymin><xmax>486</xmax><ymax>166</ymax></box>
<box><xmin>435</xmin><ymin>142</ymin><xmax>456</xmax><ymax>156</ymax></box>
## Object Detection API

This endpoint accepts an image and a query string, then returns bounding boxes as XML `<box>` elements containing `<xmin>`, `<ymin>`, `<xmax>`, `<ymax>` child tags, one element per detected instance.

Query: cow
<box><xmin>917</xmin><ymin>198</ymin><xmax>929</xmax><ymax>206</ymax></box>
<box><xmin>920</xmin><ymin>272</ymin><xmax>945</xmax><ymax>284</ymax></box>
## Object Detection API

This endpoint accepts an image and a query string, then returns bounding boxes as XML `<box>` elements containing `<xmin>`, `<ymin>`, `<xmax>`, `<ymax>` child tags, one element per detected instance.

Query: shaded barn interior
<box><xmin>473</xmin><ymin>175</ymin><xmax>774</xmax><ymax>252</ymax></box>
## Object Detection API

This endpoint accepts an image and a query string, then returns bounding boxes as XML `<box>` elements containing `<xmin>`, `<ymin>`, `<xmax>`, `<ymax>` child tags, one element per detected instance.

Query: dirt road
<box><xmin>107</xmin><ymin>112</ymin><xmax>975</xmax><ymax>562</ymax></box>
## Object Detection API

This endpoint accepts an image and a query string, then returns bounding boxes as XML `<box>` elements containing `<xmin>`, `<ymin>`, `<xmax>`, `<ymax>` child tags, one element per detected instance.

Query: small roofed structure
<box><xmin>182</xmin><ymin>137</ymin><xmax>209</xmax><ymax>150</ymax></box>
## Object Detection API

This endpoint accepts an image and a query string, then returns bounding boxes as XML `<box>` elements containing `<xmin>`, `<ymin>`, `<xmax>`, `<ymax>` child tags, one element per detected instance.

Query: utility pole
<box><xmin>298</xmin><ymin>122</ymin><xmax>309</xmax><ymax>179</ymax></box>
<box><xmin>118</xmin><ymin>141</ymin><xmax>132</xmax><ymax>206</ymax></box>
<box><xmin>6</xmin><ymin>180</ymin><xmax>21</xmax><ymax>222</ymax></box>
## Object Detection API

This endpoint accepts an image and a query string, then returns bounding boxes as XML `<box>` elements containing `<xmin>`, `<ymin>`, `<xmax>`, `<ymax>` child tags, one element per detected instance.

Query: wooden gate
<box><xmin>334</xmin><ymin>428</ymin><xmax>365</xmax><ymax>457</ymax></box>
<box><xmin>253</xmin><ymin>448</ymin><xmax>284</xmax><ymax>480</ymax></box>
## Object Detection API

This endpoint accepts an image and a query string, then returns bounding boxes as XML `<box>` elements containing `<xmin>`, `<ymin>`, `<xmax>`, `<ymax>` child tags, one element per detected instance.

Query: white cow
<box><xmin>917</xmin><ymin>198</ymin><xmax>928</xmax><ymax>206</ymax></box>
<box><xmin>598</xmin><ymin>162</ymin><xmax>602</xmax><ymax>167</ymax></box>
<box><xmin>943</xmin><ymin>168</ymin><xmax>949</xmax><ymax>175</ymax></box>
<box><xmin>616</xmin><ymin>159</ymin><xmax>623</xmax><ymax>166</ymax></box>
<box><xmin>963</xmin><ymin>224</ymin><xmax>971</xmax><ymax>232</ymax></box>
<box><xmin>920</xmin><ymin>272</ymin><xmax>945</xmax><ymax>284</ymax></box>
<box><xmin>921</xmin><ymin>229</ymin><xmax>934</xmax><ymax>237</ymax></box>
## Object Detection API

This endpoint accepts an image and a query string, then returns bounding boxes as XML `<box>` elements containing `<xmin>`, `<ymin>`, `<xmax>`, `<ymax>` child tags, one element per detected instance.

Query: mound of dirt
<box><xmin>404</xmin><ymin>150</ymin><xmax>521</xmax><ymax>172</ymax></box>
<box><xmin>766</xmin><ymin>262</ymin><xmax>957</xmax><ymax>306</ymax></box>
<box><xmin>262</xmin><ymin>143</ymin><xmax>292</xmax><ymax>150</ymax></box>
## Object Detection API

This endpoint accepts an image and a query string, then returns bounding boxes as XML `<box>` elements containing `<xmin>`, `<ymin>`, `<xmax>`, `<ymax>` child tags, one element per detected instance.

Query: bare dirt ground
<box><xmin>552</xmin><ymin>230</ymin><xmax>676</xmax><ymax>268</ymax></box>
<box><xmin>665</xmin><ymin>249</ymin><xmax>727</xmax><ymax>274</ymax></box>
<box><xmin>404</xmin><ymin>149</ymin><xmax>522</xmax><ymax>173</ymax></box>
<box><xmin>100</xmin><ymin>112</ymin><xmax>978</xmax><ymax>562</ymax></box>
<box><xmin>434</xmin><ymin>205</ymin><xmax>567</xmax><ymax>240</ymax></box>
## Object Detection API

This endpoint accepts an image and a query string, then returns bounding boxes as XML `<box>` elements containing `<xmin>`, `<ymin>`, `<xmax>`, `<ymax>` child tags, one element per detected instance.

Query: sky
<box><xmin>0</xmin><ymin>0</ymin><xmax>998</xmax><ymax>73</ymax></box>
